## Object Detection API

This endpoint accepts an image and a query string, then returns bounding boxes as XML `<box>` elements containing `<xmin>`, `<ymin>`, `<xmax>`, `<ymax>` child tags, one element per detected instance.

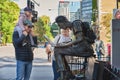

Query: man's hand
<box><xmin>30</xmin><ymin>31</ymin><xmax>34</xmax><ymax>36</ymax></box>
<box><xmin>23</xmin><ymin>30</ymin><xmax>28</xmax><ymax>36</ymax></box>
<box><xmin>30</xmin><ymin>29</ymin><xmax>35</xmax><ymax>36</ymax></box>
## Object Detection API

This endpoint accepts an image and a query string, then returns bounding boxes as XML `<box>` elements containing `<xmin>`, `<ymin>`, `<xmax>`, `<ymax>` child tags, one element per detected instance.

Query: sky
<box><xmin>35</xmin><ymin>0</ymin><xmax>59</xmax><ymax>23</ymax></box>
<box><xmin>13</xmin><ymin>0</ymin><xmax>82</xmax><ymax>23</ymax></box>
<box><xmin>69</xmin><ymin>1</ymin><xmax>81</xmax><ymax>12</ymax></box>
<box><xmin>13</xmin><ymin>0</ymin><xmax>58</xmax><ymax>23</ymax></box>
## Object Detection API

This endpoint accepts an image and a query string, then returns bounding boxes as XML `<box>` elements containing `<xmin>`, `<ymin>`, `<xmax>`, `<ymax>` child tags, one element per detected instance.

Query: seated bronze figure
<box><xmin>54</xmin><ymin>16</ymin><xmax>94</xmax><ymax>80</ymax></box>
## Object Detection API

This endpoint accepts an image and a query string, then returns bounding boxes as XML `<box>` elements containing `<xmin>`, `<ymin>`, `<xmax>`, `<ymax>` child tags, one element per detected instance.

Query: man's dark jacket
<box><xmin>13</xmin><ymin>31</ymin><xmax>36</xmax><ymax>61</ymax></box>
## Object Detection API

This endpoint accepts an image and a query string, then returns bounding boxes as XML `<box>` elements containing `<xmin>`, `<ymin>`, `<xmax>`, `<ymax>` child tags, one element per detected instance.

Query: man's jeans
<box><xmin>16</xmin><ymin>60</ymin><xmax>32</xmax><ymax>80</ymax></box>
<box><xmin>52</xmin><ymin>60</ymin><xmax>60</xmax><ymax>80</ymax></box>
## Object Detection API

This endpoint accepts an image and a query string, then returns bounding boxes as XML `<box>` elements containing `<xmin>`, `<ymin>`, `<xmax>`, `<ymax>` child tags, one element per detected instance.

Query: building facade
<box><xmin>58</xmin><ymin>1</ymin><xmax>70</xmax><ymax>20</ymax></box>
<box><xmin>97</xmin><ymin>0</ymin><xmax>116</xmax><ymax>43</ymax></box>
<box><xmin>58</xmin><ymin>1</ymin><xmax>81</xmax><ymax>21</ymax></box>
<box><xmin>69</xmin><ymin>1</ymin><xmax>81</xmax><ymax>21</ymax></box>
<box><xmin>98</xmin><ymin>0</ymin><xmax>116</xmax><ymax>25</ymax></box>
<box><xmin>81</xmin><ymin>0</ymin><xmax>92</xmax><ymax>23</ymax></box>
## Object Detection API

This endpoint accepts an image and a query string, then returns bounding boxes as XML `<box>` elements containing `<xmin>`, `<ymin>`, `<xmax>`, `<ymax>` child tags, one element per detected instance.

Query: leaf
<box><xmin>0</xmin><ymin>0</ymin><xmax>20</xmax><ymax>43</ymax></box>
<box><xmin>100</xmin><ymin>13</ymin><xmax>112</xmax><ymax>42</ymax></box>
<box><xmin>34</xmin><ymin>16</ymin><xmax>53</xmax><ymax>42</ymax></box>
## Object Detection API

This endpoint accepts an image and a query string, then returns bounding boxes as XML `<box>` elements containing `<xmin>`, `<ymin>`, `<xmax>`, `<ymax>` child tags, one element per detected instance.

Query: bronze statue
<box><xmin>54</xmin><ymin>16</ymin><xmax>94</xmax><ymax>80</ymax></box>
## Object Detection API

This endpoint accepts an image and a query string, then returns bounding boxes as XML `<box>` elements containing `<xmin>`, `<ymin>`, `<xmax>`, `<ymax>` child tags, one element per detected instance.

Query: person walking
<box><xmin>95</xmin><ymin>36</ymin><xmax>105</xmax><ymax>60</ymax></box>
<box><xmin>13</xmin><ymin>20</ymin><xmax>36</xmax><ymax>80</ymax></box>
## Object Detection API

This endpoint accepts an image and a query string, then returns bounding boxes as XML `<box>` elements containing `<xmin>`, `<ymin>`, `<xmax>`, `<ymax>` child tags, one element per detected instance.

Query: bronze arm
<box><xmin>55</xmin><ymin>34</ymin><xmax>84</xmax><ymax>48</ymax></box>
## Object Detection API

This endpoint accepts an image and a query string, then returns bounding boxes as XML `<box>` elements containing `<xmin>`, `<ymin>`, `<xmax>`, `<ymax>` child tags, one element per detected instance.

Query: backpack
<box><xmin>82</xmin><ymin>22</ymin><xmax>96</xmax><ymax>44</ymax></box>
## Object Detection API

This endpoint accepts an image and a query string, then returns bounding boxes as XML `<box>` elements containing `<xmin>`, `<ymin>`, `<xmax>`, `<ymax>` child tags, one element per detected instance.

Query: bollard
<box><xmin>112</xmin><ymin>19</ymin><xmax>120</xmax><ymax>69</ymax></box>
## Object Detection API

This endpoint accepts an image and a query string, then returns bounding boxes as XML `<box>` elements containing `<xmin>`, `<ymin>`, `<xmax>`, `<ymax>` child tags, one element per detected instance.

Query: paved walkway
<box><xmin>0</xmin><ymin>45</ymin><xmax>103</xmax><ymax>80</ymax></box>
<box><xmin>0</xmin><ymin>45</ymin><xmax>53</xmax><ymax>80</ymax></box>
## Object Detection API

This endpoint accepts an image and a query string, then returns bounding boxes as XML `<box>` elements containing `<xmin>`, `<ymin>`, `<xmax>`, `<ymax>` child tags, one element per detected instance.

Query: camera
<box><xmin>22</xmin><ymin>36</ymin><xmax>38</xmax><ymax>47</ymax></box>
<box><xmin>22</xmin><ymin>37</ymin><xmax>31</xmax><ymax>47</ymax></box>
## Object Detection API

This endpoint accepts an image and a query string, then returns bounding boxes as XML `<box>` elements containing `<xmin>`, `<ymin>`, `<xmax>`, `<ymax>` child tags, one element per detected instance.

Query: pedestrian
<box><xmin>14</xmin><ymin>7</ymin><xmax>33</xmax><ymax>42</ymax></box>
<box><xmin>17</xmin><ymin>7</ymin><xmax>32</xmax><ymax>30</ymax></box>
<box><xmin>52</xmin><ymin>28</ymin><xmax>71</xmax><ymax>80</ymax></box>
<box><xmin>114</xmin><ymin>9</ymin><xmax>120</xmax><ymax>19</ymax></box>
<box><xmin>95</xmin><ymin>36</ymin><xmax>105</xmax><ymax>60</ymax></box>
<box><xmin>13</xmin><ymin>19</ymin><xmax>36</xmax><ymax>80</ymax></box>
<box><xmin>107</xmin><ymin>43</ymin><xmax>111</xmax><ymax>62</ymax></box>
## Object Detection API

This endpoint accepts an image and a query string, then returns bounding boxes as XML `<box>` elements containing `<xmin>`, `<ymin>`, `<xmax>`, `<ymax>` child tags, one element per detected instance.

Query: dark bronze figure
<box><xmin>54</xmin><ymin>16</ymin><xmax>94</xmax><ymax>80</ymax></box>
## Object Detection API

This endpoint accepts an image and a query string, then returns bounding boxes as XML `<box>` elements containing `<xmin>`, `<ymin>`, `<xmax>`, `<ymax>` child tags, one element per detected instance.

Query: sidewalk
<box><xmin>0</xmin><ymin>45</ymin><xmax>51</xmax><ymax>66</ymax></box>
<box><xmin>0</xmin><ymin>45</ymin><xmax>53</xmax><ymax>80</ymax></box>
<box><xmin>0</xmin><ymin>45</ymin><xmax>96</xmax><ymax>80</ymax></box>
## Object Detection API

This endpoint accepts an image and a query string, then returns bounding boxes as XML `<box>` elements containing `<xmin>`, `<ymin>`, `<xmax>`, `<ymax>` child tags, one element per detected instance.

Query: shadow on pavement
<box><xmin>0</xmin><ymin>57</ymin><xmax>53</xmax><ymax>80</ymax></box>
<box><xmin>0</xmin><ymin>56</ymin><xmax>51</xmax><ymax>68</ymax></box>
<box><xmin>0</xmin><ymin>65</ymin><xmax>53</xmax><ymax>80</ymax></box>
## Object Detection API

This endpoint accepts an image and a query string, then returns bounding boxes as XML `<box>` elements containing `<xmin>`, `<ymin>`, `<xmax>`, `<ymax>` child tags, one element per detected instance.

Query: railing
<box><xmin>68</xmin><ymin>56</ymin><xmax>89</xmax><ymax>79</ymax></box>
<box><xmin>68</xmin><ymin>56</ymin><xmax>120</xmax><ymax>80</ymax></box>
<box><xmin>103</xmin><ymin>63</ymin><xmax>120</xmax><ymax>80</ymax></box>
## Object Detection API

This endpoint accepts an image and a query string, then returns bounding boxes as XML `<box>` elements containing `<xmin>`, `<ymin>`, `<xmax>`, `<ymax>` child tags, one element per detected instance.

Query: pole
<box><xmin>32</xmin><ymin>0</ymin><xmax>40</xmax><ymax>6</ymax></box>
<box><xmin>27</xmin><ymin>0</ymin><xmax>30</xmax><ymax>8</ymax></box>
<box><xmin>117</xmin><ymin>0</ymin><xmax>118</xmax><ymax>9</ymax></box>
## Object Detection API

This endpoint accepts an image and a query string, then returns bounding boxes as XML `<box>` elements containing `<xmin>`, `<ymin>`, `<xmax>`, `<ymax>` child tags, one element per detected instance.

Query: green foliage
<box><xmin>51</xmin><ymin>22</ymin><xmax>59</xmax><ymax>37</ymax></box>
<box><xmin>92</xmin><ymin>0</ymin><xmax>97</xmax><ymax>9</ymax></box>
<box><xmin>34</xmin><ymin>15</ymin><xmax>53</xmax><ymax>42</ymax></box>
<box><xmin>92</xmin><ymin>0</ymin><xmax>98</xmax><ymax>22</ymax></box>
<box><xmin>101</xmin><ymin>13</ymin><xmax>112</xmax><ymax>42</ymax></box>
<box><xmin>0</xmin><ymin>0</ymin><xmax>20</xmax><ymax>44</ymax></box>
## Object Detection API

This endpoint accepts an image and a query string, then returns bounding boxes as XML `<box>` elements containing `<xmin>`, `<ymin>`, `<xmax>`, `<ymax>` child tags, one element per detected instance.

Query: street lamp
<box><xmin>48</xmin><ymin>9</ymin><xmax>56</xmax><ymax>11</ymax></box>
<box><xmin>48</xmin><ymin>8</ymin><xmax>59</xmax><ymax>14</ymax></box>
<box><xmin>117</xmin><ymin>0</ymin><xmax>118</xmax><ymax>9</ymax></box>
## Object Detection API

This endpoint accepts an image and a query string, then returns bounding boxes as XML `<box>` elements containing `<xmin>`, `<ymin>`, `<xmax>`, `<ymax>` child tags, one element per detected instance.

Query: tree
<box><xmin>92</xmin><ymin>0</ymin><xmax>98</xmax><ymax>22</ymax></box>
<box><xmin>34</xmin><ymin>15</ymin><xmax>53</xmax><ymax>42</ymax></box>
<box><xmin>0</xmin><ymin>0</ymin><xmax>20</xmax><ymax>44</ymax></box>
<box><xmin>100</xmin><ymin>13</ymin><xmax>112</xmax><ymax>42</ymax></box>
<box><xmin>51</xmin><ymin>22</ymin><xmax>59</xmax><ymax>38</ymax></box>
